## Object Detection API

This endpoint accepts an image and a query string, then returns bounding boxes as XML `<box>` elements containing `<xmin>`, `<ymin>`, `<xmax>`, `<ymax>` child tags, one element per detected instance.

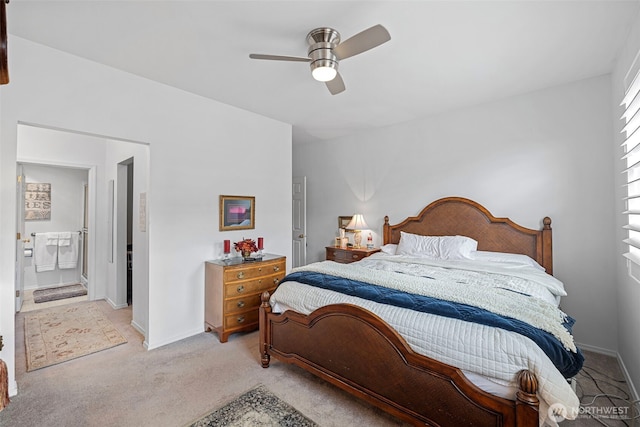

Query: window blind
<box><xmin>622</xmin><ymin>66</ymin><xmax>640</xmax><ymax>265</ymax></box>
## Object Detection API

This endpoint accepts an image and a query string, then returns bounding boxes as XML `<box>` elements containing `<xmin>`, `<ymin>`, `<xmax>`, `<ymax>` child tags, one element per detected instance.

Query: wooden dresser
<box><xmin>325</xmin><ymin>246</ymin><xmax>381</xmax><ymax>264</ymax></box>
<box><xmin>205</xmin><ymin>254</ymin><xmax>286</xmax><ymax>343</ymax></box>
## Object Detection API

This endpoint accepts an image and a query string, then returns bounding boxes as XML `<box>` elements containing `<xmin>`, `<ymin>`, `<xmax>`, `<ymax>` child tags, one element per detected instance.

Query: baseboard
<box><xmin>24</xmin><ymin>281</ymin><xmax>85</xmax><ymax>291</ymax></box>
<box><xmin>575</xmin><ymin>341</ymin><xmax>618</xmax><ymax>358</ymax></box>
<box><xmin>617</xmin><ymin>352</ymin><xmax>640</xmax><ymax>402</ymax></box>
<box><xmin>9</xmin><ymin>380</ymin><xmax>17</xmax><ymax>397</ymax></box>
<box><xmin>145</xmin><ymin>327</ymin><xmax>204</xmax><ymax>351</ymax></box>
<box><xmin>130</xmin><ymin>319</ymin><xmax>146</xmax><ymax>340</ymax></box>
<box><xmin>105</xmin><ymin>297</ymin><xmax>128</xmax><ymax>310</ymax></box>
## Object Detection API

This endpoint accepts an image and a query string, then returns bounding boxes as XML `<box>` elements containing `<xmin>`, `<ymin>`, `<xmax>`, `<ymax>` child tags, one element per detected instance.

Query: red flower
<box><xmin>234</xmin><ymin>238</ymin><xmax>258</xmax><ymax>254</ymax></box>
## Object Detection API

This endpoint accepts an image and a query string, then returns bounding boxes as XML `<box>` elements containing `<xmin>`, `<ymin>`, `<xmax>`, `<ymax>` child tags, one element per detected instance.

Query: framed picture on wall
<box><xmin>25</xmin><ymin>182</ymin><xmax>51</xmax><ymax>221</ymax></box>
<box><xmin>338</xmin><ymin>216</ymin><xmax>352</xmax><ymax>229</ymax></box>
<box><xmin>220</xmin><ymin>195</ymin><xmax>255</xmax><ymax>231</ymax></box>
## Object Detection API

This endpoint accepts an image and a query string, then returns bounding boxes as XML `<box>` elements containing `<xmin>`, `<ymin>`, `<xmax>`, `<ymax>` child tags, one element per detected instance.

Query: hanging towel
<box><xmin>34</xmin><ymin>233</ymin><xmax>58</xmax><ymax>272</ymax></box>
<box><xmin>45</xmin><ymin>232</ymin><xmax>59</xmax><ymax>246</ymax></box>
<box><xmin>58</xmin><ymin>233</ymin><xmax>79</xmax><ymax>269</ymax></box>
<box><xmin>57</xmin><ymin>231</ymin><xmax>72</xmax><ymax>247</ymax></box>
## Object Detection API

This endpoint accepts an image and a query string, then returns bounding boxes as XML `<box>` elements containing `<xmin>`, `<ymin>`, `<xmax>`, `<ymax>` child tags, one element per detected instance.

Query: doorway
<box><xmin>15</xmin><ymin>123</ymin><xmax>150</xmax><ymax>339</ymax></box>
<box><xmin>116</xmin><ymin>158</ymin><xmax>134</xmax><ymax>307</ymax></box>
<box><xmin>17</xmin><ymin>163</ymin><xmax>91</xmax><ymax>312</ymax></box>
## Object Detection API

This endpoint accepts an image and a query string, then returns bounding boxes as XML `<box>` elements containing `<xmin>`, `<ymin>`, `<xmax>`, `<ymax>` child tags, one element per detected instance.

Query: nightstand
<box><xmin>204</xmin><ymin>254</ymin><xmax>286</xmax><ymax>342</ymax></box>
<box><xmin>325</xmin><ymin>246</ymin><xmax>381</xmax><ymax>264</ymax></box>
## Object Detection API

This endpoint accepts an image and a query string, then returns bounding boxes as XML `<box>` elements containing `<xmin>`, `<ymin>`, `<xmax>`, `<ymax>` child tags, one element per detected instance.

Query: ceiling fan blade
<box><xmin>333</xmin><ymin>24</ymin><xmax>391</xmax><ymax>60</ymax></box>
<box><xmin>249</xmin><ymin>53</ymin><xmax>310</xmax><ymax>62</ymax></box>
<box><xmin>326</xmin><ymin>72</ymin><xmax>345</xmax><ymax>95</ymax></box>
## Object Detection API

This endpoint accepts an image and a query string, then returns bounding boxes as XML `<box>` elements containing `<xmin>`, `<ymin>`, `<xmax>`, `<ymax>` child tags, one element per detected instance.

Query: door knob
<box><xmin>298</xmin><ymin>234</ymin><xmax>304</xmax><ymax>238</ymax></box>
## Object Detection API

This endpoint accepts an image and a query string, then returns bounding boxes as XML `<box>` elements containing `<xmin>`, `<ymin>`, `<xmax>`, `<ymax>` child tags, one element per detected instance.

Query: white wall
<box><xmin>22</xmin><ymin>163</ymin><xmax>87</xmax><ymax>289</ymax></box>
<box><xmin>0</xmin><ymin>37</ymin><xmax>292</xmax><ymax>395</ymax></box>
<box><xmin>294</xmin><ymin>75</ymin><xmax>617</xmax><ymax>353</ymax></box>
<box><xmin>612</xmin><ymin>9</ymin><xmax>640</xmax><ymax>399</ymax></box>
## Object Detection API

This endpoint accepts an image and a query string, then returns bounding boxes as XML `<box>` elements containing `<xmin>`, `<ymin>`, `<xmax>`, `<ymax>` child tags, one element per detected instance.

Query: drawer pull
<box><xmin>352</xmin><ymin>254</ymin><xmax>358</xmax><ymax>259</ymax></box>
<box><xmin>237</xmin><ymin>301</ymin><xmax>245</xmax><ymax>308</ymax></box>
<box><xmin>273</xmin><ymin>278</ymin><xmax>280</xmax><ymax>285</ymax></box>
<box><xmin>237</xmin><ymin>271</ymin><xmax>245</xmax><ymax>279</ymax></box>
<box><xmin>237</xmin><ymin>316</ymin><xmax>245</xmax><ymax>324</ymax></box>
<box><xmin>273</xmin><ymin>265</ymin><xmax>280</xmax><ymax>272</ymax></box>
<box><xmin>237</xmin><ymin>285</ymin><xmax>244</xmax><ymax>293</ymax></box>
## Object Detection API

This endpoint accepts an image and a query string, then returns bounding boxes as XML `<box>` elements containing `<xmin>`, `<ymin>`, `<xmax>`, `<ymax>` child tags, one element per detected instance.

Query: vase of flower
<box><xmin>234</xmin><ymin>238</ymin><xmax>258</xmax><ymax>261</ymax></box>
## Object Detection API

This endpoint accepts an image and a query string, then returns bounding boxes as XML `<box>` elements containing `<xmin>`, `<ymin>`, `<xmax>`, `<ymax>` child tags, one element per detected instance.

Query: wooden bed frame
<box><xmin>260</xmin><ymin>197</ymin><xmax>552</xmax><ymax>426</ymax></box>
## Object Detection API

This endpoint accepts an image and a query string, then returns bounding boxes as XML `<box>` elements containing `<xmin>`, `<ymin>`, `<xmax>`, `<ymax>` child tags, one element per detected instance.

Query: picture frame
<box><xmin>220</xmin><ymin>195</ymin><xmax>255</xmax><ymax>231</ymax></box>
<box><xmin>25</xmin><ymin>182</ymin><xmax>51</xmax><ymax>221</ymax></box>
<box><xmin>338</xmin><ymin>215</ymin><xmax>352</xmax><ymax>229</ymax></box>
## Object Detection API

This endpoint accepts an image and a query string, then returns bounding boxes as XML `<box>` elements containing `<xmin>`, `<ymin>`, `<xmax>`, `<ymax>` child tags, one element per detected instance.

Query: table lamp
<box><xmin>346</xmin><ymin>214</ymin><xmax>369</xmax><ymax>249</ymax></box>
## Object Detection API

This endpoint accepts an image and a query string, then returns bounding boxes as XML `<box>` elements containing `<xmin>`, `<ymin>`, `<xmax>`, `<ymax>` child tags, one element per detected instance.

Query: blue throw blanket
<box><xmin>283</xmin><ymin>270</ymin><xmax>584</xmax><ymax>378</ymax></box>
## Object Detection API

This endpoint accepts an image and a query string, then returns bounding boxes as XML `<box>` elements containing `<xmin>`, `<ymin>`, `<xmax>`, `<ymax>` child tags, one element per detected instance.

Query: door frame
<box><xmin>15</xmin><ymin>160</ymin><xmax>97</xmax><ymax>303</ymax></box>
<box><xmin>15</xmin><ymin>165</ymin><xmax>25</xmax><ymax>312</ymax></box>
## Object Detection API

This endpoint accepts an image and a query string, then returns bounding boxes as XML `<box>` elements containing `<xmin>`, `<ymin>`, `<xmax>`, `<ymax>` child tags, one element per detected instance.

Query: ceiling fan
<box><xmin>249</xmin><ymin>24</ymin><xmax>390</xmax><ymax>95</ymax></box>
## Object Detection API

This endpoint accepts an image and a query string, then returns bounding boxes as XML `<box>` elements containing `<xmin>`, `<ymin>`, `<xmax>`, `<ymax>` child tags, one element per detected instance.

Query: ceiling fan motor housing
<box><xmin>307</xmin><ymin>28</ymin><xmax>340</xmax><ymax>77</ymax></box>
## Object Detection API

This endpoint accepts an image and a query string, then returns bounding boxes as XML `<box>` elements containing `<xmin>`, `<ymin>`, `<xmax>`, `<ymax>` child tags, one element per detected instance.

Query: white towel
<box><xmin>58</xmin><ymin>233</ymin><xmax>79</xmax><ymax>269</ymax></box>
<box><xmin>34</xmin><ymin>233</ymin><xmax>58</xmax><ymax>272</ymax></box>
<box><xmin>58</xmin><ymin>231</ymin><xmax>72</xmax><ymax>247</ymax></box>
<box><xmin>45</xmin><ymin>232</ymin><xmax>59</xmax><ymax>246</ymax></box>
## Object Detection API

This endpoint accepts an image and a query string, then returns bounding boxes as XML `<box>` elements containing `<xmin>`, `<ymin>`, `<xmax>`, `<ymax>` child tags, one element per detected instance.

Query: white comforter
<box><xmin>269</xmin><ymin>254</ymin><xmax>580</xmax><ymax>426</ymax></box>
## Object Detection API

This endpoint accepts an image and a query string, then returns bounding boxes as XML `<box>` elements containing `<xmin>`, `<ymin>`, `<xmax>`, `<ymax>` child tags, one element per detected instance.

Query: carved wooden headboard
<box><xmin>383</xmin><ymin>197</ymin><xmax>553</xmax><ymax>275</ymax></box>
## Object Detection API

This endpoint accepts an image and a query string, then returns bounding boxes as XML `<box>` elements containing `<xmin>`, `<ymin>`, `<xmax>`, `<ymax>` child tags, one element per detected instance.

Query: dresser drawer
<box><xmin>223</xmin><ymin>260</ymin><xmax>285</xmax><ymax>283</ymax></box>
<box><xmin>224</xmin><ymin>292</ymin><xmax>274</xmax><ymax>314</ymax></box>
<box><xmin>326</xmin><ymin>248</ymin><xmax>361</xmax><ymax>262</ymax></box>
<box><xmin>224</xmin><ymin>309</ymin><xmax>259</xmax><ymax>329</ymax></box>
<box><xmin>225</xmin><ymin>274</ymin><xmax>284</xmax><ymax>297</ymax></box>
<box><xmin>326</xmin><ymin>247</ymin><xmax>381</xmax><ymax>264</ymax></box>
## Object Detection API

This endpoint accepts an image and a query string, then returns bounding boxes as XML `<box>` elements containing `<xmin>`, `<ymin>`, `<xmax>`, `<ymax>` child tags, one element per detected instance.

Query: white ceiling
<box><xmin>6</xmin><ymin>1</ymin><xmax>640</xmax><ymax>143</ymax></box>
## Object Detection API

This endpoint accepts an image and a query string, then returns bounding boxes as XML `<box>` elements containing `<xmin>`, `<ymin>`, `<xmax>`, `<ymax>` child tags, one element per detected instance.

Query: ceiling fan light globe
<box><xmin>312</xmin><ymin>66</ymin><xmax>337</xmax><ymax>82</ymax></box>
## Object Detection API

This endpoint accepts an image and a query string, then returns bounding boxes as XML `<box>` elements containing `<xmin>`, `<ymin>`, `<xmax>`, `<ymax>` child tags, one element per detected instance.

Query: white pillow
<box><xmin>397</xmin><ymin>232</ymin><xmax>477</xmax><ymax>260</ymax></box>
<box><xmin>380</xmin><ymin>244</ymin><xmax>398</xmax><ymax>255</ymax></box>
<box><xmin>471</xmin><ymin>251</ymin><xmax>545</xmax><ymax>271</ymax></box>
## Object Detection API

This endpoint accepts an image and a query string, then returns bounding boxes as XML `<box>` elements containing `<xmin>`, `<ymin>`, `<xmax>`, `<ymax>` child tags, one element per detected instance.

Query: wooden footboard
<box><xmin>259</xmin><ymin>292</ymin><xmax>539</xmax><ymax>427</ymax></box>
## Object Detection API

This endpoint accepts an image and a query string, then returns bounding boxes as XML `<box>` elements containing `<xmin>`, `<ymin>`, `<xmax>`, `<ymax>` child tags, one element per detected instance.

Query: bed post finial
<box><xmin>516</xmin><ymin>370</ymin><xmax>539</xmax><ymax>424</ymax></box>
<box><xmin>383</xmin><ymin>216</ymin><xmax>390</xmax><ymax>245</ymax></box>
<box><xmin>541</xmin><ymin>217</ymin><xmax>553</xmax><ymax>275</ymax></box>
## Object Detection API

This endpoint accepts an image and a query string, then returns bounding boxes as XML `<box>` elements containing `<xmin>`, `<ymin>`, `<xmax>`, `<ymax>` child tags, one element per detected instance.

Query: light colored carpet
<box><xmin>24</xmin><ymin>301</ymin><xmax>127</xmax><ymax>371</ymax></box>
<box><xmin>3</xmin><ymin>300</ymin><xmax>405</xmax><ymax>427</ymax></box>
<box><xmin>187</xmin><ymin>384</ymin><xmax>318</xmax><ymax>427</ymax></box>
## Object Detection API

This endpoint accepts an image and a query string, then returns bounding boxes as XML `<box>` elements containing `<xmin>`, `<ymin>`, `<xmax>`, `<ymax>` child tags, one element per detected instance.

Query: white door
<box><xmin>292</xmin><ymin>176</ymin><xmax>307</xmax><ymax>267</ymax></box>
<box><xmin>15</xmin><ymin>165</ymin><xmax>26</xmax><ymax>312</ymax></box>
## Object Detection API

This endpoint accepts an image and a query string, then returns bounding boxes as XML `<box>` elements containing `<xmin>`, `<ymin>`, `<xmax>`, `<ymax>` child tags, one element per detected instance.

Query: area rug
<box><xmin>187</xmin><ymin>385</ymin><xmax>318</xmax><ymax>427</ymax></box>
<box><xmin>33</xmin><ymin>283</ymin><xmax>87</xmax><ymax>303</ymax></box>
<box><xmin>24</xmin><ymin>302</ymin><xmax>127</xmax><ymax>371</ymax></box>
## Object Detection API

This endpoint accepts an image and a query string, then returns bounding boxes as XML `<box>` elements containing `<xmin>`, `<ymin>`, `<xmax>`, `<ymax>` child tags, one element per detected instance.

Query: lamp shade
<box><xmin>346</xmin><ymin>214</ymin><xmax>369</xmax><ymax>231</ymax></box>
